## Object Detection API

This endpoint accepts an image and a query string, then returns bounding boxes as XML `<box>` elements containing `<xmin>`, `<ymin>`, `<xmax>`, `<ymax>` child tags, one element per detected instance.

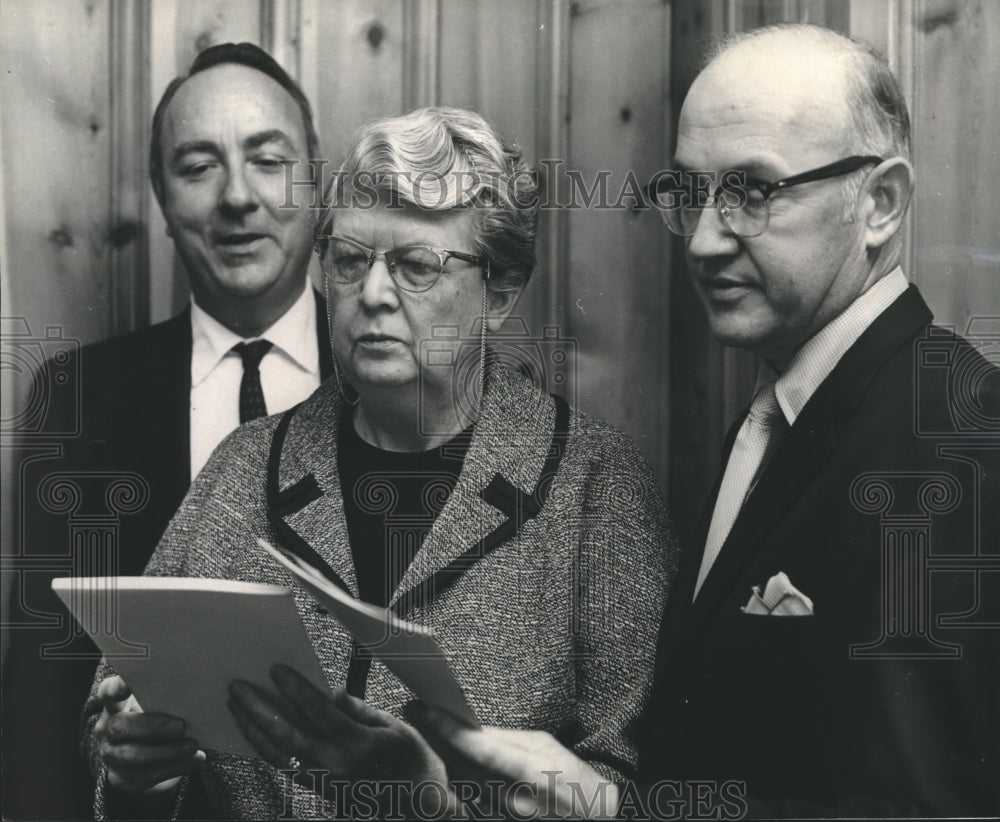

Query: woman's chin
<box><xmin>350</xmin><ymin>366</ymin><xmax>418</xmax><ymax>393</ymax></box>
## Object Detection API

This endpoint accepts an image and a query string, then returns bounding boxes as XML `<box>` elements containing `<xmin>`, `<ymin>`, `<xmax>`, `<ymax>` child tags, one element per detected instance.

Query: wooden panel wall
<box><xmin>906</xmin><ymin>0</ymin><xmax>999</xmax><ymax>330</ymax></box>
<box><xmin>1</xmin><ymin>0</ymin><xmax>116</xmax><ymax>639</ymax></box>
<box><xmin>564</xmin><ymin>0</ymin><xmax>671</xmax><ymax>462</ymax></box>
<box><xmin>3</xmin><ymin>0</ymin><xmax>997</xmax><ymax>548</ymax></box>
<box><xmin>310</xmin><ymin>0</ymin><xmax>406</xmax><ymax>167</ymax></box>
<box><xmin>1</xmin><ymin>0</ymin><xmax>116</xmax><ymax>346</ymax></box>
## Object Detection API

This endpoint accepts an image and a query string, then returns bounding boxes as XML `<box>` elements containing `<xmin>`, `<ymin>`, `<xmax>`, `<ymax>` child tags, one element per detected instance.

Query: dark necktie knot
<box><xmin>233</xmin><ymin>340</ymin><xmax>273</xmax><ymax>423</ymax></box>
<box><xmin>234</xmin><ymin>339</ymin><xmax>273</xmax><ymax>373</ymax></box>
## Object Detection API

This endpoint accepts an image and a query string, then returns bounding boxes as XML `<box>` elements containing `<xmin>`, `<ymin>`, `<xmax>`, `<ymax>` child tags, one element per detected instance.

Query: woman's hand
<box><xmin>94</xmin><ymin>675</ymin><xmax>206</xmax><ymax>795</ymax></box>
<box><xmin>417</xmin><ymin>705</ymin><xmax>620</xmax><ymax>820</ymax></box>
<box><xmin>228</xmin><ymin>664</ymin><xmax>448</xmax><ymax>786</ymax></box>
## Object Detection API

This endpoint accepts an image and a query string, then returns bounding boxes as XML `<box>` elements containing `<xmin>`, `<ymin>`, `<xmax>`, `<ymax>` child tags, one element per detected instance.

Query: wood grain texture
<box><xmin>908</xmin><ymin>0</ymin><xmax>1000</xmax><ymax>330</ymax></box>
<box><xmin>109</xmin><ymin>0</ymin><xmax>150</xmax><ymax>336</ymax></box>
<box><xmin>313</xmin><ymin>0</ymin><xmax>405</xmax><ymax>169</ymax></box>
<box><xmin>1</xmin><ymin>0</ymin><xmax>115</xmax><ymax>346</ymax></box>
<box><xmin>564</xmin><ymin>0</ymin><xmax>671</xmax><ymax>485</ymax></box>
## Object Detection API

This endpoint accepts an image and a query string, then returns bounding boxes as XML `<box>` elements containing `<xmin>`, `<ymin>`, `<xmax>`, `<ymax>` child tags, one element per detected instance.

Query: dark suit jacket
<box><xmin>637</xmin><ymin>286</ymin><xmax>999</xmax><ymax>818</ymax></box>
<box><xmin>1</xmin><ymin>292</ymin><xmax>332</xmax><ymax>821</ymax></box>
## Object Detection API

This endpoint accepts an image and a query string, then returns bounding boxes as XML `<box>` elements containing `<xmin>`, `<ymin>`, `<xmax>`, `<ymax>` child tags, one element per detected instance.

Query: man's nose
<box><xmin>687</xmin><ymin>200</ymin><xmax>740</xmax><ymax>259</ymax></box>
<box><xmin>220</xmin><ymin>164</ymin><xmax>260</xmax><ymax>213</ymax></box>
<box><xmin>359</xmin><ymin>256</ymin><xmax>400</xmax><ymax>310</ymax></box>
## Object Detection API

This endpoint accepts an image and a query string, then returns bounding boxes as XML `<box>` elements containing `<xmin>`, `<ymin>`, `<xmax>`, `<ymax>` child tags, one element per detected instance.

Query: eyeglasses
<box><xmin>653</xmin><ymin>155</ymin><xmax>883</xmax><ymax>238</ymax></box>
<box><xmin>314</xmin><ymin>234</ymin><xmax>489</xmax><ymax>293</ymax></box>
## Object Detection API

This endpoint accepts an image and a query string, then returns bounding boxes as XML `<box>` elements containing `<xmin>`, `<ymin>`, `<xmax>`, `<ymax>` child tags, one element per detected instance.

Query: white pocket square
<box><xmin>741</xmin><ymin>571</ymin><xmax>814</xmax><ymax>616</ymax></box>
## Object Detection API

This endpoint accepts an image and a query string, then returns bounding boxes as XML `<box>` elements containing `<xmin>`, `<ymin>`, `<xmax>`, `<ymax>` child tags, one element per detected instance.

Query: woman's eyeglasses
<box><xmin>314</xmin><ymin>235</ymin><xmax>489</xmax><ymax>293</ymax></box>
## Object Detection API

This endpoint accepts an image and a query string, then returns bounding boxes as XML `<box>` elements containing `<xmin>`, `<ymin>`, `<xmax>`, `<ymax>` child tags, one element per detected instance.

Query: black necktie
<box><xmin>233</xmin><ymin>340</ymin><xmax>273</xmax><ymax>423</ymax></box>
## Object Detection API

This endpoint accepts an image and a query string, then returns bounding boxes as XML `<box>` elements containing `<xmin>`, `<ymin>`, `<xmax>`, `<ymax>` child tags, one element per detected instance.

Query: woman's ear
<box><xmin>861</xmin><ymin>157</ymin><xmax>914</xmax><ymax>251</ymax></box>
<box><xmin>484</xmin><ymin>275</ymin><xmax>525</xmax><ymax>333</ymax></box>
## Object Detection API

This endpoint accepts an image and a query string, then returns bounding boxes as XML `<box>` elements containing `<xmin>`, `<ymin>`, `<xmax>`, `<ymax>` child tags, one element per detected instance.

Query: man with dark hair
<box><xmin>2</xmin><ymin>42</ymin><xmax>332</xmax><ymax>820</ymax></box>
<box><xmin>418</xmin><ymin>23</ymin><xmax>998</xmax><ymax>819</ymax></box>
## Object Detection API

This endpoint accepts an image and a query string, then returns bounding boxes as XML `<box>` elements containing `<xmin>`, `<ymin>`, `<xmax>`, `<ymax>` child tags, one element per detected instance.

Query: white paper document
<box><xmin>255</xmin><ymin>538</ymin><xmax>479</xmax><ymax>728</ymax></box>
<box><xmin>52</xmin><ymin>576</ymin><xmax>331</xmax><ymax>758</ymax></box>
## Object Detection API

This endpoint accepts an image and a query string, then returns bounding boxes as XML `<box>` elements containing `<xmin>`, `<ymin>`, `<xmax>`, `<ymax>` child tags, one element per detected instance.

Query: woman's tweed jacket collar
<box><xmin>271</xmin><ymin>365</ymin><xmax>565</xmax><ymax>604</ymax></box>
<box><xmin>85</xmin><ymin>364</ymin><xmax>677</xmax><ymax>820</ymax></box>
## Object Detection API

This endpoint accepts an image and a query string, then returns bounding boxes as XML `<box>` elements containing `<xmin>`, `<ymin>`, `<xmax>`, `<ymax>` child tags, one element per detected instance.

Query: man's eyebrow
<box><xmin>729</xmin><ymin>162</ymin><xmax>780</xmax><ymax>180</ymax></box>
<box><xmin>171</xmin><ymin>141</ymin><xmax>219</xmax><ymax>163</ymax></box>
<box><xmin>669</xmin><ymin>159</ymin><xmax>782</xmax><ymax>179</ymax></box>
<box><xmin>243</xmin><ymin>129</ymin><xmax>297</xmax><ymax>152</ymax></box>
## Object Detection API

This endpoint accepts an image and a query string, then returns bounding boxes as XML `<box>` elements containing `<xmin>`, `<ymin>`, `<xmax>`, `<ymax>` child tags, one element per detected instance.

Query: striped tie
<box><xmin>694</xmin><ymin>381</ymin><xmax>785</xmax><ymax>598</ymax></box>
<box><xmin>233</xmin><ymin>340</ymin><xmax>273</xmax><ymax>424</ymax></box>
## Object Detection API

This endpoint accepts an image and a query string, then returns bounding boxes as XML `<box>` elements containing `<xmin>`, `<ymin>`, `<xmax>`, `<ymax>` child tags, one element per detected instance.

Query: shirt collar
<box><xmin>190</xmin><ymin>282</ymin><xmax>318</xmax><ymax>388</ymax></box>
<box><xmin>763</xmin><ymin>267</ymin><xmax>909</xmax><ymax>426</ymax></box>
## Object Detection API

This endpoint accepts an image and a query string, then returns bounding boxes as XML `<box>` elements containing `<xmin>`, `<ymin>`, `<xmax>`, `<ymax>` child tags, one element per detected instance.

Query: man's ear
<box><xmin>861</xmin><ymin>157</ymin><xmax>914</xmax><ymax>250</ymax></box>
<box><xmin>485</xmin><ymin>276</ymin><xmax>525</xmax><ymax>333</ymax></box>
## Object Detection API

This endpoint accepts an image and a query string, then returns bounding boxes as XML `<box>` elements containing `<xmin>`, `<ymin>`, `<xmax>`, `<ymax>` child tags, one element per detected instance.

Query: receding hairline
<box><xmin>162</xmin><ymin>62</ymin><xmax>308</xmax><ymax>133</ymax></box>
<box><xmin>692</xmin><ymin>24</ymin><xmax>909</xmax><ymax>160</ymax></box>
<box><xmin>150</xmin><ymin>45</ymin><xmax>321</xmax><ymax>203</ymax></box>
<box><xmin>706</xmin><ymin>23</ymin><xmax>869</xmax><ymax>68</ymax></box>
<box><xmin>697</xmin><ymin>28</ymin><xmax>855</xmax><ymax>107</ymax></box>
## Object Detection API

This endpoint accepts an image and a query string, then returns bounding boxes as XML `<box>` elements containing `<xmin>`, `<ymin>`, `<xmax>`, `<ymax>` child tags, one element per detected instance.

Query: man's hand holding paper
<box><xmin>417</xmin><ymin>705</ymin><xmax>620</xmax><ymax>820</ymax></box>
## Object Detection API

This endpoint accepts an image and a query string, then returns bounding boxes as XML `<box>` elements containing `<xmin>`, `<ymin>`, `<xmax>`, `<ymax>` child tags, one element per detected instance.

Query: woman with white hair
<box><xmin>82</xmin><ymin>106</ymin><xmax>676</xmax><ymax>819</ymax></box>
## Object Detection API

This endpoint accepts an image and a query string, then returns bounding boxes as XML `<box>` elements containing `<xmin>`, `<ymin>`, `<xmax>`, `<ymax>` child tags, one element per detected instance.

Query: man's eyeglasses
<box><xmin>652</xmin><ymin>155</ymin><xmax>883</xmax><ymax>238</ymax></box>
<box><xmin>314</xmin><ymin>235</ymin><xmax>489</xmax><ymax>293</ymax></box>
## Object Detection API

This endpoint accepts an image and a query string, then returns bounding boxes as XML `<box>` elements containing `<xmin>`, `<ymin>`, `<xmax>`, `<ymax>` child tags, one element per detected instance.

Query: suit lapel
<box><xmin>144</xmin><ymin>309</ymin><xmax>192</xmax><ymax>500</ymax></box>
<box><xmin>263</xmin><ymin>369</ymin><xmax>556</xmax><ymax>607</ymax></box>
<box><xmin>656</xmin><ymin>417</ymin><xmax>743</xmax><ymax>648</ymax></box>
<box><xmin>674</xmin><ymin>286</ymin><xmax>933</xmax><ymax>646</ymax></box>
<box><xmin>683</xmin><ymin>421</ymin><xmax>837</xmax><ymax>637</ymax></box>
<box><xmin>267</xmin><ymin>382</ymin><xmax>359</xmax><ymax>597</ymax></box>
<box><xmin>390</xmin><ymin>370</ymin><xmax>556</xmax><ymax>609</ymax></box>
<box><xmin>252</xmin><ymin>290</ymin><xmax>341</xmax><ymax>589</ymax></box>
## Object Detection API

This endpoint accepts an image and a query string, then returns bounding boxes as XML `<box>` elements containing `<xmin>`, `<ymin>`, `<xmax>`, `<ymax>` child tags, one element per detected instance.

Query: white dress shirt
<box><xmin>765</xmin><ymin>267</ymin><xmax>909</xmax><ymax>425</ymax></box>
<box><xmin>189</xmin><ymin>284</ymin><xmax>321</xmax><ymax>477</ymax></box>
<box><xmin>698</xmin><ymin>269</ymin><xmax>909</xmax><ymax>592</ymax></box>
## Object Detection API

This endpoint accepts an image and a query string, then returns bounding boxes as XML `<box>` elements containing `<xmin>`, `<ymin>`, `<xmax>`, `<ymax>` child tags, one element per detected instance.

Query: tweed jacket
<box><xmin>83</xmin><ymin>366</ymin><xmax>677</xmax><ymax>820</ymax></box>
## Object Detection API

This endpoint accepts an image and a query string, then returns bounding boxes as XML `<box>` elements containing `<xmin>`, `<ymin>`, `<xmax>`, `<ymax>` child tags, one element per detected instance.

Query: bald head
<box><xmin>700</xmin><ymin>25</ymin><xmax>910</xmax><ymax>163</ymax></box>
<box><xmin>673</xmin><ymin>24</ymin><xmax>915</xmax><ymax>365</ymax></box>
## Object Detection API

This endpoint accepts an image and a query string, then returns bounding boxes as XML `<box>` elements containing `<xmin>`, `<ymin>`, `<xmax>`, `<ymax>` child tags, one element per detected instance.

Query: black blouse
<box><xmin>337</xmin><ymin>414</ymin><xmax>473</xmax><ymax>606</ymax></box>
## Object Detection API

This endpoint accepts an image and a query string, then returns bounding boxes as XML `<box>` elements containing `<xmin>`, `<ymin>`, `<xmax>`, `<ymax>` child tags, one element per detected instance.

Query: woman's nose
<box><xmin>359</xmin><ymin>255</ymin><xmax>400</xmax><ymax>309</ymax></box>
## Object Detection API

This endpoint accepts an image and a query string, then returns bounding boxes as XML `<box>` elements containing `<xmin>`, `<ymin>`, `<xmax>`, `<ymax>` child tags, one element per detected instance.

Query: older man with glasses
<box><xmin>421</xmin><ymin>23</ymin><xmax>999</xmax><ymax>819</ymax></box>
